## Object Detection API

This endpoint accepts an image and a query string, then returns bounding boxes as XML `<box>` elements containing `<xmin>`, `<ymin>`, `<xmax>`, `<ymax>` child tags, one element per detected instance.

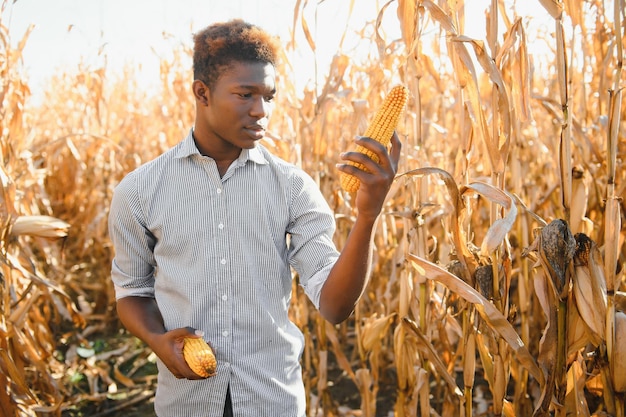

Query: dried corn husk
<box><xmin>10</xmin><ymin>215</ymin><xmax>70</xmax><ymax>238</ymax></box>
<box><xmin>571</xmin><ymin>233</ymin><xmax>607</xmax><ymax>345</ymax></box>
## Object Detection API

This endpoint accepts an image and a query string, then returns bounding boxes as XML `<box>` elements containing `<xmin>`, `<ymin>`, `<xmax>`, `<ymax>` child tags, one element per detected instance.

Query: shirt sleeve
<box><xmin>108</xmin><ymin>172</ymin><xmax>157</xmax><ymax>300</ymax></box>
<box><xmin>287</xmin><ymin>171</ymin><xmax>340</xmax><ymax>309</ymax></box>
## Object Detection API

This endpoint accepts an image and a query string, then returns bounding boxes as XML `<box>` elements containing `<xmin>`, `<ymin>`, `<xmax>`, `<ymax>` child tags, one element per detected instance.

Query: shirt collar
<box><xmin>175</xmin><ymin>129</ymin><xmax>268</xmax><ymax>165</ymax></box>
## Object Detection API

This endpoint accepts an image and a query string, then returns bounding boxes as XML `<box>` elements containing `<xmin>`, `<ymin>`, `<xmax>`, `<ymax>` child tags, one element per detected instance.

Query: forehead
<box><xmin>217</xmin><ymin>61</ymin><xmax>276</xmax><ymax>90</ymax></box>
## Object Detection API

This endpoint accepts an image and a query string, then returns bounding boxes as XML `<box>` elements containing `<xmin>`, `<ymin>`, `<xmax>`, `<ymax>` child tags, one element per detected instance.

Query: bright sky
<box><xmin>5</xmin><ymin>0</ymin><xmax>553</xmax><ymax>101</ymax></box>
<box><xmin>5</xmin><ymin>0</ymin><xmax>392</xmax><ymax>95</ymax></box>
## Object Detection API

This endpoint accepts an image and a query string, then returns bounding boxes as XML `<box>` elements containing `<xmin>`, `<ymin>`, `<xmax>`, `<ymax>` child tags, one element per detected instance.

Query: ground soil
<box><xmin>63</xmin><ymin>359</ymin><xmax>397</xmax><ymax>417</ymax></box>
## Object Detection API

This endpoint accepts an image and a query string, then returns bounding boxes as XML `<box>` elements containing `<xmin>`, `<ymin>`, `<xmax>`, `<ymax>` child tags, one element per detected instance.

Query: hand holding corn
<box><xmin>146</xmin><ymin>327</ymin><xmax>216</xmax><ymax>380</ymax></box>
<box><xmin>339</xmin><ymin>85</ymin><xmax>408</xmax><ymax>193</ymax></box>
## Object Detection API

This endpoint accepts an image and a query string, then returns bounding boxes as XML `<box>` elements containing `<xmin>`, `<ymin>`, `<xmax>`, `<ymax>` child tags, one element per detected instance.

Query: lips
<box><xmin>244</xmin><ymin>124</ymin><xmax>266</xmax><ymax>139</ymax></box>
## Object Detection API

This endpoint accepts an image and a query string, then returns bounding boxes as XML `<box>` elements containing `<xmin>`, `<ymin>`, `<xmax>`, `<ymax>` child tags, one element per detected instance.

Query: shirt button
<box><xmin>216</xmin><ymin>188</ymin><xmax>222</xmax><ymax>194</ymax></box>
<box><xmin>222</xmin><ymin>294</ymin><xmax>227</xmax><ymax>301</ymax></box>
<box><xmin>222</xmin><ymin>330</ymin><xmax>229</xmax><ymax>337</ymax></box>
<box><xmin>220</xmin><ymin>258</ymin><xmax>227</xmax><ymax>265</ymax></box>
<box><xmin>218</xmin><ymin>223</ymin><xmax>224</xmax><ymax>230</ymax></box>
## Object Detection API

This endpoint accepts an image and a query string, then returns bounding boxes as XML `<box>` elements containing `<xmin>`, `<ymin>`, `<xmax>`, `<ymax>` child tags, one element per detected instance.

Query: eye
<box><xmin>264</xmin><ymin>95</ymin><xmax>275</xmax><ymax>102</ymax></box>
<box><xmin>238</xmin><ymin>93</ymin><xmax>252</xmax><ymax>98</ymax></box>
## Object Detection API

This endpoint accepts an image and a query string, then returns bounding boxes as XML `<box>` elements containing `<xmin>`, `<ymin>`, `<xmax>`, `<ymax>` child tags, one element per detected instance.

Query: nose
<box><xmin>250</xmin><ymin>96</ymin><xmax>270</xmax><ymax>118</ymax></box>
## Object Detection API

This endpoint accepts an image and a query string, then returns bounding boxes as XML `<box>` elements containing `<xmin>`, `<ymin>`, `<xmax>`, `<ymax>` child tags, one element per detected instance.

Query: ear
<box><xmin>192</xmin><ymin>80</ymin><xmax>209</xmax><ymax>105</ymax></box>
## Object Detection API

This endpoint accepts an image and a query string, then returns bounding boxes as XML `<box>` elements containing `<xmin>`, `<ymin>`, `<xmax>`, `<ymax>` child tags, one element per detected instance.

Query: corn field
<box><xmin>1</xmin><ymin>0</ymin><xmax>625</xmax><ymax>416</ymax></box>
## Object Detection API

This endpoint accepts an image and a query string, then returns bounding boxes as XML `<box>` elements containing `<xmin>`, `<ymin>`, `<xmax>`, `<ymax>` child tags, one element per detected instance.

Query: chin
<box><xmin>238</xmin><ymin>141</ymin><xmax>258</xmax><ymax>150</ymax></box>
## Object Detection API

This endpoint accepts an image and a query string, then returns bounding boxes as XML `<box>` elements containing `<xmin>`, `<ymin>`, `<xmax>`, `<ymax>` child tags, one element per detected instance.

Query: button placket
<box><xmin>214</xmin><ymin>184</ymin><xmax>232</xmax><ymax>346</ymax></box>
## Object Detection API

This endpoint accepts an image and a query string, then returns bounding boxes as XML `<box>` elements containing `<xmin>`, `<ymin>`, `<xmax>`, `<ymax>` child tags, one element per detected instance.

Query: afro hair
<box><xmin>192</xmin><ymin>19</ymin><xmax>281</xmax><ymax>89</ymax></box>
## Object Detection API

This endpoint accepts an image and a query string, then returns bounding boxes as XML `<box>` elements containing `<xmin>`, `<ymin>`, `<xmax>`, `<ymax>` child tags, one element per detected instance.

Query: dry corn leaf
<box><xmin>7</xmin><ymin>286</ymin><xmax>40</xmax><ymax>328</ymax></box>
<box><xmin>564</xmin><ymin>355</ymin><xmax>591</xmax><ymax>417</ymax></box>
<box><xmin>324</xmin><ymin>321</ymin><xmax>356</xmax><ymax>382</ymax></box>
<box><xmin>461</xmin><ymin>182</ymin><xmax>517</xmax><ymax>257</ymax></box>
<box><xmin>508</xmin><ymin>19</ymin><xmax>532</xmax><ymax>123</ymax></box>
<box><xmin>463</xmin><ymin>332</ymin><xmax>476</xmax><ymax>388</ymax></box>
<box><xmin>530</xmin><ymin>264</ymin><xmax>558</xmax><ymax>417</ymax></box>
<box><xmin>451</xmin><ymin>39</ymin><xmax>496</xmax><ymax>173</ymax></box>
<box><xmin>402</xmin><ymin>316</ymin><xmax>463</xmax><ymax>398</ymax></box>
<box><xmin>395</xmin><ymin>0</ymin><xmax>417</xmax><ymax>59</ymax></box>
<box><xmin>511</xmin><ymin>193</ymin><xmax>547</xmax><ymax>227</ymax></box>
<box><xmin>607</xmin><ymin>89</ymin><xmax>621</xmax><ymax>181</ymax></box>
<box><xmin>28</xmin><ymin>404</ymin><xmax>62</xmax><ymax>414</ymax></box>
<box><xmin>612</xmin><ymin>312</ymin><xmax>626</xmax><ymax>393</ymax></box>
<box><xmin>372</xmin><ymin>6</ymin><xmax>389</xmax><ymax>61</ymax></box>
<box><xmin>299</xmin><ymin>6</ymin><xmax>316</xmax><ymax>52</ymax></box>
<box><xmin>421</xmin><ymin>0</ymin><xmax>457</xmax><ymax>34</ymax></box>
<box><xmin>538</xmin><ymin>0</ymin><xmax>564</xmax><ymax>20</ymax></box>
<box><xmin>564</xmin><ymin>0</ymin><xmax>583</xmax><ymax>27</ymax></box>
<box><xmin>316</xmin><ymin>349</ymin><xmax>328</xmax><ymax>398</ymax></box>
<box><xmin>415</xmin><ymin>367</ymin><xmax>430</xmax><ymax>416</ymax></box>
<box><xmin>485</xmin><ymin>0</ymin><xmax>497</xmax><ymax>54</ymax></box>
<box><xmin>5</xmin><ymin>252</ymin><xmax>86</xmax><ymax>328</ymax></box>
<box><xmin>398</xmin><ymin>167</ymin><xmax>475</xmax><ymax>281</ymax></box>
<box><xmin>603</xmin><ymin>197</ymin><xmax>621</xmax><ymax>292</ymax></box>
<box><xmin>355</xmin><ymin>368</ymin><xmax>375</xmax><ymax>417</ymax></box>
<box><xmin>475</xmin><ymin>332</ymin><xmax>495</xmax><ymax>391</ymax></box>
<box><xmin>0</xmin><ymin>166</ymin><xmax>16</xmax><ymax>220</ymax></box>
<box><xmin>400</xmin><ymin>167</ymin><xmax>462</xmax><ymax>213</ymax></box>
<box><xmin>398</xmin><ymin>270</ymin><xmax>413</xmax><ymax>318</ymax></box>
<box><xmin>407</xmin><ymin>253</ymin><xmax>543</xmax><ymax>384</ymax></box>
<box><xmin>393</xmin><ymin>324</ymin><xmax>419</xmax><ymax>391</ymax></box>
<box><xmin>492</xmin><ymin>353</ymin><xmax>507</xmax><ymax>415</ymax></box>
<box><xmin>459</xmin><ymin>35</ymin><xmax>512</xmax><ymax>171</ymax></box>
<box><xmin>0</xmin><ymin>348</ymin><xmax>35</xmax><ymax>403</ymax></box>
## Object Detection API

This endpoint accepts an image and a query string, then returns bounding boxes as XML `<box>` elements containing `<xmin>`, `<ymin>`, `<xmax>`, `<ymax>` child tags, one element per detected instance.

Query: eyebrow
<box><xmin>237</xmin><ymin>84</ymin><xmax>276</xmax><ymax>93</ymax></box>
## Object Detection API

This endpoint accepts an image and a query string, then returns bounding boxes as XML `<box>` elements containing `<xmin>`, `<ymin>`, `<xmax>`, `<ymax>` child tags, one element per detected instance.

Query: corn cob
<box><xmin>340</xmin><ymin>85</ymin><xmax>409</xmax><ymax>193</ymax></box>
<box><xmin>182</xmin><ymin>337</ymin><xmax>217</xmax><ymax>378</ymax></box>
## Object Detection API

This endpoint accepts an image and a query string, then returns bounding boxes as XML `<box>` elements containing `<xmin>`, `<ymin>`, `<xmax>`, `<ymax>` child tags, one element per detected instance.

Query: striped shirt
<box><xmin>108</xmin><ymin>130</ymin><xmax>340</xmax><ymax>416</ymax></box>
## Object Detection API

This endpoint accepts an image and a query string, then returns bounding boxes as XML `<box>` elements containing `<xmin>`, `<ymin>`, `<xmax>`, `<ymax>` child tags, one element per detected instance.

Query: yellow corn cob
<box><xmin>182</xmin><ymin>337</ymin><xmax>217</xmax><ymax>378</ymax></box>
<box><xmin>340</xmin><ymin>85</ymin><xmax>409</xmax><ymax>193</ymax></box>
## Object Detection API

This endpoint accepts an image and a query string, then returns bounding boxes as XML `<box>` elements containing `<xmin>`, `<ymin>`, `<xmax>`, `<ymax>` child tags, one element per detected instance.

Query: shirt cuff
<box><xmin>113</xmin><ymin>284</ymin><xmax>155</xmax><ymax>300</ymax></box>
<box><xmin>302</xmin><ymin>260</ymin><xmax>336</xmax><ymax>309</ymax></box>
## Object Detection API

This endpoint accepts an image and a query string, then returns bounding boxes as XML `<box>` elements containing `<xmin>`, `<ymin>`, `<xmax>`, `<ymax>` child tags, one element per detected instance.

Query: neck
<box><xmin>192</xmin><ymin>129</ymin><xmax>241</xmax><ymax>161</ymax></box>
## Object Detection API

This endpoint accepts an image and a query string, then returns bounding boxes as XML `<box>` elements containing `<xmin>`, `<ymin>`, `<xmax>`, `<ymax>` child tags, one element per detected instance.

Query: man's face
<box><xmin>201</xmin><ymin>61</ymin><xmax>276</xmax><ymax>152</ymax></box>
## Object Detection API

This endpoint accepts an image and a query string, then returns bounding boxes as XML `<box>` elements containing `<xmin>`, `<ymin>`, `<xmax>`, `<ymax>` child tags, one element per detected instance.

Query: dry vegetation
<box><xmin>1</xmin><ymin>0</ymin><xmax>625</xmax><ymax>416</ymax></box>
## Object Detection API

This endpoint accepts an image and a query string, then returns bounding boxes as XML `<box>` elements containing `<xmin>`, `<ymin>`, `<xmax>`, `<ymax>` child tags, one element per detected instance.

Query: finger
<box><xmin>339</xmin><ymin>151</ymin><xmax>379</xmax><ymax>170</ymax></box>
<box><xmin>354</xmin><ymin>135</ymin><xmax>387</xmax><ymax>156</ymax></box>
<box><xmin>340</xmin><ymin>138</ymin><xmax>387</xmax><ymax>170</ymax></box>
<box><xmin>388</xmin><ymin>131</ymin><xmax>402</xmax><ymax>170</ymax></box>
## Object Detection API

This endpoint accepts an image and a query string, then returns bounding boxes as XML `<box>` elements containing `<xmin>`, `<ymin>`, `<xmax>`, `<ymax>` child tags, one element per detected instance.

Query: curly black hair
<box><xmin>193</xmin><ymin>19</ymin><xmax>281</xmax><ymax>89</ymax></box>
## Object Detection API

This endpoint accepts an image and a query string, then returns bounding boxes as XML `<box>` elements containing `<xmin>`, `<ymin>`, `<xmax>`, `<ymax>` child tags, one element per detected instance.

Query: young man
<box><xmin>108</xmin><ymin>19</ymin><xmax>401</xmax><ymax>416</ymax></box>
